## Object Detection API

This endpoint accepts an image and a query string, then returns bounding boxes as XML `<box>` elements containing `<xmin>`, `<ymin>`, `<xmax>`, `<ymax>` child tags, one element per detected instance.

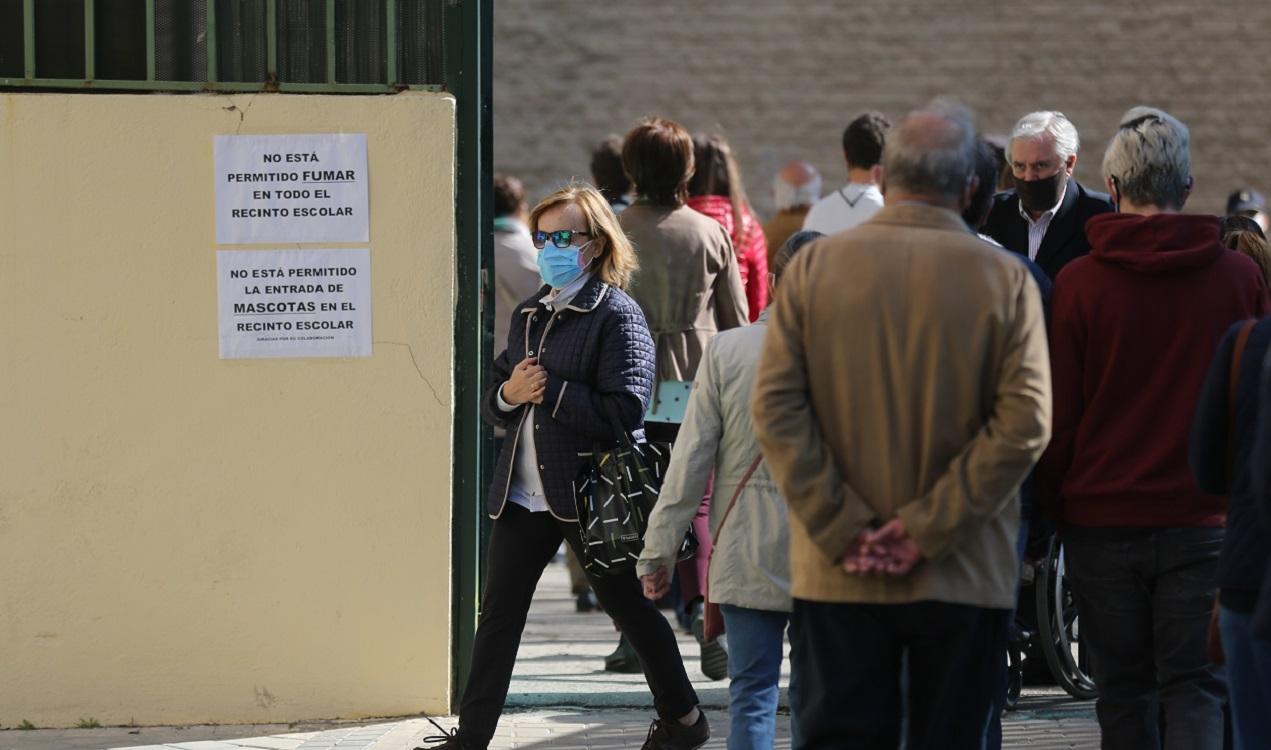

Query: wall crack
<box><xmin>376</xmin><ymin>340</ymin><xmax>446</xmax><ymax>407</ymax></box>
<box><xmin>223</xmin><ymin>94</ymin><xmax>258</xmax><ymax>134</ymax></box>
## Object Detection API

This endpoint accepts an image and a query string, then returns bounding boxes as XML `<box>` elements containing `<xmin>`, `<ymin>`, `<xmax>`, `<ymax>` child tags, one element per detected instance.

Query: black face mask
<box><xmin>1015</xmin><ymin>171</ymin><xmax>1066</xmax><ymax>214</ymax></box>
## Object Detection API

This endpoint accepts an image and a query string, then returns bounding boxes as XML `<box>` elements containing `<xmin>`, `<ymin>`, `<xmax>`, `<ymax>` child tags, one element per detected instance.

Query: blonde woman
<box><xmin>425</xmin><ymin>184</ymin><xmax>709</xmax><ymax>750</ymax></box>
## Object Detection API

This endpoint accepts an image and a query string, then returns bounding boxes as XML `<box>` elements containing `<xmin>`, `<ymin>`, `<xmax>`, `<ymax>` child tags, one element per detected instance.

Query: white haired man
<box><xmin>1037</xmin><ymin>107</ymin><xmax>1270</xmax><ymax>750</ymax></box>
<box><xmin>763</xmin><ymin>161</ymin><xmax>821</xmax><ymax>264</ymax></box>
<box><xmin>982</xmin><ymin>110</ymin><xmax>1113</xmax><ymax>279</ymax></box>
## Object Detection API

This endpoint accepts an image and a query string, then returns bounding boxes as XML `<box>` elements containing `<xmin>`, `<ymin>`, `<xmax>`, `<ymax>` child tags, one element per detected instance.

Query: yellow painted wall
<box><xmin>0</xmin><ymin>92</ymin><xmax>455</xmax><ymax>727</ymax></box>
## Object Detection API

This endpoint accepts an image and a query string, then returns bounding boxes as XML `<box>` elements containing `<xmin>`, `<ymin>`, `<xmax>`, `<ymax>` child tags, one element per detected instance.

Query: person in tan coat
<box><xmin>621</xmin><ymin>117</ymin><xmax>749</xmax><ymax>391</ymax></box>
<box><xmin>751</xmin><ymin>101</ymin><xmax>1052</xmax><ymax>750</ymax></box>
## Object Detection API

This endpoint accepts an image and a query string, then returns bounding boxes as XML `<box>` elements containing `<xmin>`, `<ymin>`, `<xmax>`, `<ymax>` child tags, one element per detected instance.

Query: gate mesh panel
<box><xmin>154</xmin><ymin>0</ymin><xmax>207</xmax><ymax>82</ymax></box>
<box><xmin>277</xmin><ymin>0</ymin><xmax>325</xmax><ymax>83</ymax></box>
<box><xmin>34</xmin><ymin>0</ymin><xmax>85</xmax><ymax>79</ymax></box>
<box><xmin>96</xmin><ymin>0</ymin><xmax>147</xmax><ymax>80</ymax></box>
<box><xmin>335</xmin><ymin>0</ymin><xmax>385</xmax><ymax>84</ymax></box>
<box><xmin>398</xmin><ymin>0</ymin><xmax>444</xmax><ymax>85</ymax></box>
<box><xmin>215</xmin><ymin>0</ymin><xmax>267</xmax><ymax>82</ymax></box>
<box><xmin>0</xmin><ymin>0</ymin><xmax>23</xmax><ymax>77</ymax></box>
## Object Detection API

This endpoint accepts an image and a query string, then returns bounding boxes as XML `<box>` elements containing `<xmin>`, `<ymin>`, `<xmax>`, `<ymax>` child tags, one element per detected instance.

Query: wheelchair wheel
<box><xmin>1034</xmin><ymin>536</ymin><xmax>1098</xmax><ymax>700</ymax></box>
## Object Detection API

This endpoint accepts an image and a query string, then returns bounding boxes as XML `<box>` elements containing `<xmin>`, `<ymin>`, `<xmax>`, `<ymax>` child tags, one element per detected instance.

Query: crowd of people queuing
<box><xmin>426</xmin><ymin>98</ymin><xmax>1271</xmax><ymax>750</ymax></box>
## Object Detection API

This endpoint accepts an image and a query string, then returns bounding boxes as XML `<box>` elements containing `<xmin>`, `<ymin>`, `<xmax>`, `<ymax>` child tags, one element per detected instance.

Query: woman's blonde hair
<box><xmin>529</xmin><ymin>182</ymin><xmax>639</xmax><ymax>290</ymax></box>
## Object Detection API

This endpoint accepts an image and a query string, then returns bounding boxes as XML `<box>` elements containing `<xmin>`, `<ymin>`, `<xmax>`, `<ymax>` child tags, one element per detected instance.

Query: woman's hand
<box><xmin>640</xmin><ymin>566</ymin><xmax>671</xmax><ymax>600</ymax></box>
<box><xmin>501</xmin><ymin>357</ymin><xmax>546</xmax><ymax>405</ymax></box>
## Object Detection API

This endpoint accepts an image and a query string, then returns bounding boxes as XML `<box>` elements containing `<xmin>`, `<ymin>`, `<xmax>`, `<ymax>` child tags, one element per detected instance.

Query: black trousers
<box><xmin>790</xmin><ymin>598</ymin><xmax>1009</xmax><ymax>750</ymax></box>
<box><xmin>458</xmin><ymin>502</ymin><xmax>699</xmax><ymax>747</ymax></box>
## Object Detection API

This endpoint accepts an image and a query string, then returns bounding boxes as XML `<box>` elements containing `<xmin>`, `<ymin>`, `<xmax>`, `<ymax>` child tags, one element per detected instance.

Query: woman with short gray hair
<box><xmin>1102</xmin><ymin>107</ymin><xmax>1192</xmax><ymax>211</ymax></box>
<box><xmin>1037</xmin><ymin>106</ymin><xmax>1271</xmax><ymax>750</ymax></box>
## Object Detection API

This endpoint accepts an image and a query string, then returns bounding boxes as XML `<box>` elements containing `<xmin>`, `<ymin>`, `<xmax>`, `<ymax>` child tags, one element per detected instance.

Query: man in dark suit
<box><xmin>982</xmin><ymin>111</ymin><xmax>1114</xmax><ymax>280</ymax></box>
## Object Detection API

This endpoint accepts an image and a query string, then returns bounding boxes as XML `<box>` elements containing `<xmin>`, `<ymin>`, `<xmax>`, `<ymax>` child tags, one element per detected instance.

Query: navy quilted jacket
<box><xmin>483</xmin><ymin>275</ymin><xmax>656</xmax><ymax>520</ymax></box>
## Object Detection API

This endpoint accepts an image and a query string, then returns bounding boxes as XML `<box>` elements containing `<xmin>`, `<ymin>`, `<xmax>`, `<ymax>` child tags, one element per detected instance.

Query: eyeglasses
<box><xmin>531</xmin><ymin>229</ymin><xmax>591</xmax><ymax>249</ymax></box>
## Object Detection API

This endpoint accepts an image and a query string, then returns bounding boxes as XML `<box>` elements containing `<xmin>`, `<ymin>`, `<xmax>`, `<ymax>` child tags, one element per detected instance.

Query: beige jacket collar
<box><xmin>864</xmin><ymin>201</ymin><xmax>976</xmax><ymax>234</ymax></box>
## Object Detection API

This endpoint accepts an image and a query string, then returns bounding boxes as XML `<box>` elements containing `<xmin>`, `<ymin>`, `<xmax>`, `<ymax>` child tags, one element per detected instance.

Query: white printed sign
<box><xmin>214</xmin><ymin>133</ymin><xmax>369</xmax><ymax>244</ymax></box>
<box><xmin>217</xmin><ymin>249</ymin><xmax>372</xmax><ymax>359</ymax></box>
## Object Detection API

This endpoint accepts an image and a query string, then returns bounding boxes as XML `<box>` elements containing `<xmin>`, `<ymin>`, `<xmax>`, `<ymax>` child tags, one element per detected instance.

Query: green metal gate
<box><xmin>0</xmin><ymin>0</ymin><xmax>446</xmax><ymax>92</ymax></box>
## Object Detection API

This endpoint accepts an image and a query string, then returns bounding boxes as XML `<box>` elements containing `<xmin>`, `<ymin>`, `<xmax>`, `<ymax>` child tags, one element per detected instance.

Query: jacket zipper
<box><xmin>495</xmin><ymin>304</ymin><xmax>566</xmax><ymax>518</ymax></box>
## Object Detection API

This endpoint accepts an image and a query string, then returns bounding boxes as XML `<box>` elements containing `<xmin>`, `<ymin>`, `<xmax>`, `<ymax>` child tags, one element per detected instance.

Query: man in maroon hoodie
<box><xmin>1037</xmin><ymin>107</ymin><xmax>1271</xmax><ymax>749</ymax></box>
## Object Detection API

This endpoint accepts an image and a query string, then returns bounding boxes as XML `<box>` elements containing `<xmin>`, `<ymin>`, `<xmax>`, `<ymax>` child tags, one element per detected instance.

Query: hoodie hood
<box><xmin>1086</xmin><ymin>212</ymin><xmax>1224</xmax><ymax>274</ymax></box>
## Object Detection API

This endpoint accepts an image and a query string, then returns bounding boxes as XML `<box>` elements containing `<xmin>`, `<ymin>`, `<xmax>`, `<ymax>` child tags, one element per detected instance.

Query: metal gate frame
<box><xmin>445</xmin><ymin>0</ymin><xmax>492</xmax><ymax>711</ymax></box>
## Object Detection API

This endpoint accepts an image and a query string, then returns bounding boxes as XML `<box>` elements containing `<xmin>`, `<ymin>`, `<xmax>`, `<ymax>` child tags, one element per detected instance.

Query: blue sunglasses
<box><xmin>532</xmin><ymin>229</ymin><xmax>591</xmax><ymax>249</ymax></box>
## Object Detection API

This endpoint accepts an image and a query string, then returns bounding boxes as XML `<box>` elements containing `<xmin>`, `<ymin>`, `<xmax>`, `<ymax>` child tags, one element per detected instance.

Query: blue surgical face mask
<box><xmin>537</xmin><ymin>241</ymin><xmax>591</xmax><ymax>288</ymax></box>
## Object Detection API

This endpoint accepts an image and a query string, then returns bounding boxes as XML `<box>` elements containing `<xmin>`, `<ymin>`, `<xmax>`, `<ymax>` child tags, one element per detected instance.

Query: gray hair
<box><xmin>1102</xmin><ymin>106</ymin><xmax>1191</xmax><ymax>209</ymax></box>
<box><xmin>1009</xmin><ymin>111</ymin><xmax>1080</xmax><ymax>162</ymax></box>
<box><xmin>881</xmin><ymin>98</ymin><xmax>978</xmax><ymax>201</ymax></box>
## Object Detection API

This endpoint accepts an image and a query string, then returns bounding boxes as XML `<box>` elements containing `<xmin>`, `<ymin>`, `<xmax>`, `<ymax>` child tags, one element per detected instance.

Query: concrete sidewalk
<box><xmin>0</xmin><ymin>556</ymin><xmax>1100</xmax><ymax>749</ymax></box>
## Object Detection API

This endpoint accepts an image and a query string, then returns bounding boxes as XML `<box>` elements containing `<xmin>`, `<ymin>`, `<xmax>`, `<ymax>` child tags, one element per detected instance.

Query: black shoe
<box><xmin>640</xmin><ymin>712</ymin><xmax>710</xmax><ymax>750</ymax></box>
<box><xmin>575</xmin><ymin>590</ymin><xmax>600</xmax><ymax>613</ymax></box>
<box><xmin>692</xmin><ymin>610</ymin><xmax>729</xmax><ymax>681</ymax></box>
<box><xmin>604</xmin><ymin>633</ymin><xmax>643</xmax><ymax>673</ymax></box>
<box><xmin>416</xmin><ymin>717</ymin><xmax>477</xmax><ymax>749</ymax></box>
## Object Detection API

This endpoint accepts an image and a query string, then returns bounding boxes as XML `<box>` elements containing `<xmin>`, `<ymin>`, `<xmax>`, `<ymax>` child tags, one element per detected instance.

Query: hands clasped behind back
<box><xmin>841</xmin><ymin>518</ymin><xmax>923</xmax><ymax>577</ymax></box>
<box><xmin>502</xmin><ymin>357</ymin><xmax>547</xmax><ymax>406</ymax></box>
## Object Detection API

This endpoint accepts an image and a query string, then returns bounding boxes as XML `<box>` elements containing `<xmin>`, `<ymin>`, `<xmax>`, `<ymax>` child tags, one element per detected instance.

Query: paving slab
<box><xmin>0</xmin><ymin>554</ymin><xmax>1100</xmax><ymax>749</ymax></box>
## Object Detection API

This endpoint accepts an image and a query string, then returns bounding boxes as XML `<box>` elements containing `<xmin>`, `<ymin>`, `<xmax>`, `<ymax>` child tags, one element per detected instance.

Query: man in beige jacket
<box><xmin>751</xmin><ymin>101</ymin><xmax>1052</xmax><ymax>749</ymax></box>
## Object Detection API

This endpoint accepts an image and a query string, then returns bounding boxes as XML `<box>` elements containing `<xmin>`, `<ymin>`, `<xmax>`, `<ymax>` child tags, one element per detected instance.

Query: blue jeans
<box><xmin>1219</xmin><ymin>605</ymin><xmax>1271</xmax><ymax>750</ymax></box>
<box><xmin>719</xmin><ymin>605</ymin><xmax>794</xmax><ymax>750</ymax></box>
<box><xmin>1064</xmin><ymin>526</ymin><xmax>1226</xmax><ymax>750</ymax></box>
<box><xmin>985</xmin><ymin>519</ymin><xmax>1030</xmax><ymax>750</ymax></box>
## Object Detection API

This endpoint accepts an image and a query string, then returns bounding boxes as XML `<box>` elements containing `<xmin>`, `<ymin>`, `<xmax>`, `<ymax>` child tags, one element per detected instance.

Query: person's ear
<box><xmin>587</xmin><ymin>241</ymin><xmax>604</xmax><ymax>265</ymax></box>
<box><xmin>870</xmin><ymin>164</ymin><xmax>884</xmax><ymax>184</ymax></box>
<box><xmin>878</xmin><ymin>167</ymin><xmax>887</xmax><ymax>197</ymax></box>
<box><xmin>1182</xmin><ymin>175</ymin><xmax>1194</xmax><ymax>208</ymax></box>
<box><xmin>1064</xmin><ymin>153</ymin><xmax>1077</xmax><ymax>176</ymax></box>
<box><xmin>1106</xmin><ymin>175</ymin><xmax>1122</xmax><ymax>213</ymax></box>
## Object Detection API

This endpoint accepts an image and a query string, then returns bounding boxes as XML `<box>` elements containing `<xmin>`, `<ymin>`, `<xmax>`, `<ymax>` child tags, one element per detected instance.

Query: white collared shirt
<box><xmin>1017</xmin><ymin>182</ymin><xmax>1068</xmax><ymax>261</ymax></box>
<box><xmin>801</xmin><ymin>182</ymin><xmax>884</xmax><ymax>235</ymax></box>
<box><xmin>496</xmin><ymin>273</ymin><xmax>593</xmax><ymax>513</ymax></box>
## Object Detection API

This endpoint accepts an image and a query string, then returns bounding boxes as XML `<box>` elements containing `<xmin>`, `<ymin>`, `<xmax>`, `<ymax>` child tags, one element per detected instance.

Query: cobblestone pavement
<box><xmin>0</xmin><ymin>555</ymin><xmax>1100</xmax><ymax>749</ymax></box>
